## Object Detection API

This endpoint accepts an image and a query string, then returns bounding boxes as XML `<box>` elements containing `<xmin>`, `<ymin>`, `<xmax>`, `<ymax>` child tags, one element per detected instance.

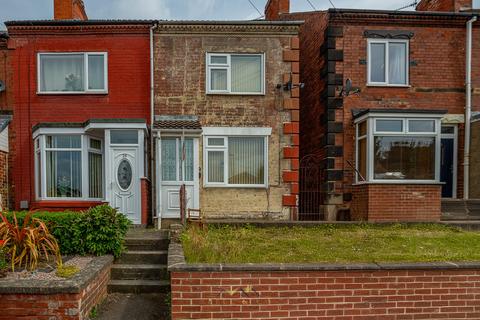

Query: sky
<box><xmin>0</xmin><ymin>0</ymin><xmax>411</xmax><ymax>29</ymax></box>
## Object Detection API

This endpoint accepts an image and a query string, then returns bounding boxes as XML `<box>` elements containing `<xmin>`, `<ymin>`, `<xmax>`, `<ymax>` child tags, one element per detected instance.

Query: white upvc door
<box><xmin>158</xmin><ymin>136</ymin><xmax>199</xmax><ymax>219</ymax></box>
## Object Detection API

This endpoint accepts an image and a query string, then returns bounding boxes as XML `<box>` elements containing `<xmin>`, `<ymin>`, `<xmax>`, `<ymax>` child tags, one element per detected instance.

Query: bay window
<box><xmin>38</xmin><ymin>52</ymin><xmax>108</xmax><ymax>93</ymax></box>
<box><xmin>203</xmin><ymin>128</ymin><xmax>270</xmax><ymax>187</ymax></box>
<box><xmin>368</xmin><ymin>39</ymin><xmax>408</xmax><ymax>86</ymax></box>
<box><xmin>35</xmin><ymin>134</ymin><xmax>104</xmax><ymax>200</ymax></box>
<box><xmin>355</xmin><ymin>115</ymin><xmax>441</xmax><ymax>183</ymax></box>
<box><xmin>206</xmin><ymin>53</ymin><xmax>265</xmax><ymax>94</ymax></box>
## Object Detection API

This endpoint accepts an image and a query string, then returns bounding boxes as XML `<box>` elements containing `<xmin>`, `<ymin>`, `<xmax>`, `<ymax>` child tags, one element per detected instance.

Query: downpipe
<box><xmin>464</xmin><ymin>16</ymin><xmax>477</xmax><ymax>200</ymax></box>
<box><xmin>150</xmin><ymin>21</ymin><xmax>159</xmax><ymax>227</ymax></box>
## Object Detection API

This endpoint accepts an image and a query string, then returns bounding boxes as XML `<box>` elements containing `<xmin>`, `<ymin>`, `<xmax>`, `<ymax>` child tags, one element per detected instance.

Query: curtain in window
<box><xmin>41</xmin><ymin>54</ymin><xmax>84</xmax><ymax>92</ymax></box>
<box><xmin>46</xmin><ymin>151</ymin><xmax>82</xmax><ymax>197</ymax></box>
<box><xmin>388</xmin><ymin>43</ymin><xmax>407</xmax><ymax>85</ymax></box>
<box><xmin>183</xmin><ymin>139</ymin><xmax>194</xmax><ymax>182</ymax></box>
<box><xmin>228</xmin><ymin>137</ymin><xmax>264</xmax><ymax>185</ymax></box>
<box><xmin>89</xmin><ymin>152</ymin><xmax>103</xmax><ymax>198</ymax></box>
<box><xmin>161</xmin><ymin>138</ymin><xmax>177</xmax><ymax>181</ymax></box>
<box><xmin>370</xmin><ymin>43</ymin><xmax>386</xmax><ymax>83</ymax></box>
<box><xmin>231</xmin><ymin>55</ymin><xmax>262</xmax><ymax>93</ymax></box>
<box><xmin>374</xmin><ymin>136</ymin><xmax>435</xmax><ymax>180</ymax></box>
<box><xmin>88</xmin><ymin>55</ymin><xmax>105</xmax><ymax>90</ymax></box>
<box><xmin>208</xmin><ymin>151</ymin><xmax>224</xmax><ymax>183</ymax></box>
<box><xmin>210</xmin><ymin>69</ymin><xmax>228</xmax><ymax>91</ymax></box>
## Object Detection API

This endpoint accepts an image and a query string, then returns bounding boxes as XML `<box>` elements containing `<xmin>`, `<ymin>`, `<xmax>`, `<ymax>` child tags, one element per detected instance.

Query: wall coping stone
<box><xmin>0</xmin><ymin>255</ymin><xmax>113</xmax><ymax>294</ymax></box>
<box><xmin>168</xmin><ymin>240</ymin><xmax>480</xmax><ymax>273</ymax></box>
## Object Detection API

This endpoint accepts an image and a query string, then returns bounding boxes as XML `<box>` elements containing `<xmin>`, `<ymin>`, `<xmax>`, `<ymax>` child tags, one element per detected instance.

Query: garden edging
<box><xmin>168</xmin><ymin>241</ymin><xmax>480</xmax><ymax>319</ymax></box>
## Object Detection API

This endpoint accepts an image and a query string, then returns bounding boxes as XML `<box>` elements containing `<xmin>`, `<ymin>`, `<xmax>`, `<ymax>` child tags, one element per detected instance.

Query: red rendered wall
<box><xmin>7</xmin><ymin>26</ymin><xmax>151</xmax><ymax>210</ymax></box>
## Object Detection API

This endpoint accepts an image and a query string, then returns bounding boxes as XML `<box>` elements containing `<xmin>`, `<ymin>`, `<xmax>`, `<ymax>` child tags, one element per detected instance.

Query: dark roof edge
<box><xmin>328</xmin><ymin>8</ymin><xmax>476</xmax><ymax>18</ymax></box>
<box><xmin>5</xmin><ymin>19</ymin><xmax>303</xmax><ymax>27</ymax></box>
<box><xmin>32</xmin><ymin>118</ymin><xmax>146</xmax><ymax>131</ymax></box>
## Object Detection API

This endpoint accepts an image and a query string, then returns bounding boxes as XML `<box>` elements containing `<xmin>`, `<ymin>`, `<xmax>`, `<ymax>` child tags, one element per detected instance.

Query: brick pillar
<box><xmin>282</xmin><ymin>36</ymin><xmax>300</xmax><ymax>220</ymax></box>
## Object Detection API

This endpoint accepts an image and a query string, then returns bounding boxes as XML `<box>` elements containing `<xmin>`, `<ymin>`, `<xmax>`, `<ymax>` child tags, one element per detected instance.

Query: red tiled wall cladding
<box><xmin>0</xmin><ymin>263</ymin><xmax>110</xmax><ymax>320</ymax></box>
<box><xmin>7</xmin><ymin>28</ymin><xmax>150</xmax><ymax>210</ymax></box>
<box><xmin>351</xmin><ymin>184</ymin><xmax>442</xmax><ymax>222</ymax></box>
<box><xmin>171</xmin><ymin>269</ymin><xmax>480</xmax><ymax>319</ymax></box>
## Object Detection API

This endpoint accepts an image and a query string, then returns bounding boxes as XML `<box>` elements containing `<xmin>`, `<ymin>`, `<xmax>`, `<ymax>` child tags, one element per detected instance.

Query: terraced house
<box><xmin>265</xmin><ymin>0</ymin><xmax>480</xmax><ymax>222</ymax></box>
<box><xmin>2</xmin><ymin>0</ymin><xmax>301</xmax><ymax>226</ymax></box>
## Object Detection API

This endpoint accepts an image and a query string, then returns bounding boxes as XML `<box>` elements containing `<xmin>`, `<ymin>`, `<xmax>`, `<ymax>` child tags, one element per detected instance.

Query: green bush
<box><xmin>5</xmin><ymin>205</ymin><xmax>131</xmax><ymax>258</ymax></box>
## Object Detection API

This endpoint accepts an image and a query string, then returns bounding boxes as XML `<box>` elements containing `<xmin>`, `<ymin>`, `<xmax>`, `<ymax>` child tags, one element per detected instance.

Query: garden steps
<box><xmin>108</xmin><ymin>228</ymin><xmax>170</xmax><ymax>294</ymax></box>
<box><xmin>108</xmin><ymin>279</ymin><xmax>170</xmax><ymax>294</ymax></box>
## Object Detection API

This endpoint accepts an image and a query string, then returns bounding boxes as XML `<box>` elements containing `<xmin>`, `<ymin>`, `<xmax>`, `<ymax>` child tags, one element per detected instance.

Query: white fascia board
<box><xmin>202</xmin><ymin>127</ymin><xmax>272</xmax><ymax>136</ymax></box>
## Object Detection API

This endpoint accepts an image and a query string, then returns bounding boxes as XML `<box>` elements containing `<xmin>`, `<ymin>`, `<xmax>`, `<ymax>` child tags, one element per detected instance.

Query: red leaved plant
<box><xmin>0</xmin><ymin>212</ymin><xmax>62</xmax><ymax>271</ymax></box>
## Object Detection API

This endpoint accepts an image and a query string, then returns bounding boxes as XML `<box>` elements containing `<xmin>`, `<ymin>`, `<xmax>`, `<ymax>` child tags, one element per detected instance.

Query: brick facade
<box><xmin>5</xmin><ymin>22</ymin><xmax>151</xmax><ymax>211</ymax></box>
<box><xmin>154</xmin><ymin>22</ymin><xmax>300</xmax><ymax>220</ymax></box>
<box><xmin>267</xmin><ymin>0</ymin><xmax>476</xmax><ymax>221</ymax></box>
<box><xmin>351</xmin><ymin>184</ymin><xmax>442</xmax><ymax>222</ymax></box>
<box><xmin>0</xmin><ymin>259</ymin><xmax>110</xmax><ymax>320</ymax></box>
<box><xmin>171</xmin><ymin>268</ymin><xmax>480</xmax><ymax>319</ymax></box>
<box><xmin>417</xmin><ymin>0</ymin><xmax>474</xmax><ymax>11</ymax></box>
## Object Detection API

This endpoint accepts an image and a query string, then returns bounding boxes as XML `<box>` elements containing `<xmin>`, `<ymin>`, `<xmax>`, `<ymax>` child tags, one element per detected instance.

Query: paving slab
<box><xmin>95</xmin><ymin>293</ymin><xmax>170</xmax><ymax>320</ymax></box>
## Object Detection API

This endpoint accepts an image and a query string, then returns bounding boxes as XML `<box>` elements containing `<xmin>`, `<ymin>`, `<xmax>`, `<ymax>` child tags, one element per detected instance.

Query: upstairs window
<box><xmin>206</xmin><ymin>53</ymin><xmax>265</xmax><ymax>95</ymax></box>
<box><xmin>367</xmin><ymin>40</ymin><xmax>408</xmax><ymax>86</ymax></box>
<box><xmin>38</xmin><ymin>53</ymin><xmax>108</xmax><ymax>93</ymax></box>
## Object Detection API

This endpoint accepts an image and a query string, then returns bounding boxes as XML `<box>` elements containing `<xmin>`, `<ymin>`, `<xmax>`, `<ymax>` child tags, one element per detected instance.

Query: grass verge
<box><xmin>181</xmin><ymin>224</ymin><xmax>480</xmax><ymax>264</ymax></box>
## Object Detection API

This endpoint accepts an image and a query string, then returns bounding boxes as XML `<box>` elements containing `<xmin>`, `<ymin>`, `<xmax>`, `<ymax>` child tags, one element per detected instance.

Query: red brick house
<box><xmin>265</xmin><ymin>0</ymin><xmax>480</xmax><ymax>221</ymax></box>
<box><xmin>5</xmin><ymin>0</ymin><xmax>152</xmax><ymax>224</ymax></box>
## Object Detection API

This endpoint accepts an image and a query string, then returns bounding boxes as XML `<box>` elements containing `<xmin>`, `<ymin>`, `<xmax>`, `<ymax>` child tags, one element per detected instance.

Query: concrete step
<box><xmin>125</xmin><ymin>238</ymin><xmax>170</xmax><ymax>251</ymax></box>
<box><xmin>116</xmin><ymin>251</ymin><xmax>167</xmax><ymax>265</ymax></box>
<box><xmin>108</xmin><ymin>280</ymin><xmax>170</xmax><ymax>294</ymax></box>
<box><xmin>111</xmin><ymin>264</ymin><xmax>168</xmax><ymax>281</ymax></box>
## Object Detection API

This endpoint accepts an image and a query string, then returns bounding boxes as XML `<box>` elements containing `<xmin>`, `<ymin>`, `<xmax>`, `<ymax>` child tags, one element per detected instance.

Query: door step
<box><xmin>111</xmin><ymin>264</ymin><xmax>168</xmax><ymax>281</ymax></box>
<box><xmin>108</xmin><ymin>280</ymin><xmax>170</xmax><ymax>294</ymax></box>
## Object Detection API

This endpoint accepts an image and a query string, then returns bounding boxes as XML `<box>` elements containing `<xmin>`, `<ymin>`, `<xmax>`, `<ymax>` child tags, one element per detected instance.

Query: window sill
<box><xmin>37</xmin><ymin>91</ymin><xmax>109</xmax><ymax>95</ymax></box>
<box><xmin>366</xmin><ymin>84</ymin><xmax>411</xmax><ymax>88</ymax></box>
<box><xmin>203</xmin><ymin>184</ymin><xmax>268</xmax><ymax>189</ymax></box>
<box><xmin>353</xmin><ymin>181</ymin><xmax>444</xmax><ymax>186</ymax></box>
<box><xmin>206</xmin><ymin>92</ymin><xmax>265</xmax><ymax>96</ymax></box>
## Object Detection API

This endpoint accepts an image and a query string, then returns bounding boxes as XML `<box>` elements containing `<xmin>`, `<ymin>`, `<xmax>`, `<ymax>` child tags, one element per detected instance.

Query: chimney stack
<box><xmin>416</xmin><ymin>0</ymin><xmax>473</xmax><ymax>12</ymax></box>
<box><xmin>265</xmin><ymin>0</ymin><xmax>290</xmax><ymax>20</ymax></box>
<box><xmin>54</xmin><ymin>0</ymin><xmax>88</xmax><ymax>20</ymax></box>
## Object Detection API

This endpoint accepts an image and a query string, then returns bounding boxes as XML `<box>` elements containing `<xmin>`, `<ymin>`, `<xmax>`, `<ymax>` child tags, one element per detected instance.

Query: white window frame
<box><xmin>355</xmin><ymin>115</ymin><xmax>442</xmax><ymax>184</ymax></box>
<box><xmin>367</xmin><ymin>39</ymin><xmax>409</xmax><ymax>87</ymax></box>
<box><xmin>206</xmin><ymin>52</ymin><xmax>265</xmax><ymax>95</ymax></box>
<box><xmin>37</xmin><ymin>52</ymin><xmax>108</xmax><ymax>94</ymax></box>
<box><xmin>203</xmin><ymin>127</ymin><xmax>270</xmax><ymax>188</ymax></box>
<box><xmin>35</xmin><ymin>132</ymin><xmax>105</xmax><ymax>201</ymax></box>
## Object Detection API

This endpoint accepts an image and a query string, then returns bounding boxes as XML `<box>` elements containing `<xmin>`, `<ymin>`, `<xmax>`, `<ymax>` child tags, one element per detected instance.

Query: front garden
<box><xmin>0</xmin><ymin>204</ymin><xmax>130</xmax><ymax>280</ymax></box>
<box><xmin>181</xmin><ymin>223</ymin><xmax>480</xmax><ymax>264</ymax></box>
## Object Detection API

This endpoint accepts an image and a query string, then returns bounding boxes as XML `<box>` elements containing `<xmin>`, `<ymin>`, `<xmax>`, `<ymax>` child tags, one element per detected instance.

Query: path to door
<box><xmin>96</xmin><ymin>228</ymin><xmax>171</xmax><ymax>319</ymax></box>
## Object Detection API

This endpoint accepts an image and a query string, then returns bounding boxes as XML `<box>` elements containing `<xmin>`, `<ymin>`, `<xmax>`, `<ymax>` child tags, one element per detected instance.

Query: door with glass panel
<box><xmin>160</xmin><ymin>137</ymin><xmax>199</xmax><ymax>218</ymax></box>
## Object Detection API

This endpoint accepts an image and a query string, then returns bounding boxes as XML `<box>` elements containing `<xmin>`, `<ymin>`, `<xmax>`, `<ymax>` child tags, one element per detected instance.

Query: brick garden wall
<box><xmin>351</xmin><ymin>184</ymin><xmax>442</xmax><ymax>222</ymax></box>
<box><xmin>0</xmin><ymin>256</ymin><xmax>112</xmax><ymax>320</ymax></box>
<box><xmin>171</xmin><ymin>267</ymin><xmax>480</xmax><ymax>319</ymax></box>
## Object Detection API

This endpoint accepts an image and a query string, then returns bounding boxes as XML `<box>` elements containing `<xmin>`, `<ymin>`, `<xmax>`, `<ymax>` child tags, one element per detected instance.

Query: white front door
<box><xmin>111</xmin><ymin>147</ymin><xmax>140</xmax><ymax>223</ymax></box>
<box><xmin>159</xmin><ymin>137</ymin><xmax>199</xmax><ymax>219</ymax></box>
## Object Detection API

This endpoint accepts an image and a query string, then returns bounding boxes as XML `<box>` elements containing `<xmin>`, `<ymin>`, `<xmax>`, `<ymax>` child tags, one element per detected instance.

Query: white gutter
<box><xmin>150</xmin><ymin>21</ymin><xmax>158</xmax><ymax>226</ymax></box>
<box><xmin>464</xmin><ymin>15</ymin><xmax>477</xmax><ymax>200</ymax></box>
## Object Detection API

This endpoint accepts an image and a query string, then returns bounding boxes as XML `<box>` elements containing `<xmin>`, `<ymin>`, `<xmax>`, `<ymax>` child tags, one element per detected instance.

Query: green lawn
<box><xmin>181</xmin><ymin>224</ymin><xmax>480</xmax><ymax>264</ymax></box>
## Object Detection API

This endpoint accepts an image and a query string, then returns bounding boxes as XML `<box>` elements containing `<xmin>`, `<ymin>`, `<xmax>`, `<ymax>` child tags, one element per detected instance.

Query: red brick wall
<box><xmin>6</xmin><ymin>25</ymin><xmax>151</xmax><ymax>210</ymax></box>
<box><xmin>351</xmin><ymin>184</ymin><xmax>442</xmax><ymax>222</ymax></box>
<box><xmin>416</xmin><ymin>0</ymin><xmax>473</xmax><ymax>11</ymax></box>
<box><xmin>0</xmin><ymin>151</ymin><xmax>9</xmax><ymax>210</ymax></box>
<box><xmin>54</xmin><ymin>0</ymin><xmax>88</xmax><ymax>20</ymax></box>
<box><xmin>140</xmin><ymin>177</ymin><xmax>150</xmax><ymax>225</ymax></box>
<box><xmin>171</xmin><ymin>268</ymin><xmax>480</xmax><ymax>319</ymax></box>
<box><xmin>265</xmin><ymin>0</ymin><xmax>290</xmax><ymax>20</ymax></box>
<box><xmin>0</xmin><ymin>261</ymin><xmax>110</xmax><ymax>320</ymax></box>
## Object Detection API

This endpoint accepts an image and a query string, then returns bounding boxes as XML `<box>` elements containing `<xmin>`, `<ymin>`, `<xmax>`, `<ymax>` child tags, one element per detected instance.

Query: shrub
<box><xmin>0</xmin><ymin>240</ymin><xmax>8</xmax><ymax>278</ymax></box>
<box><xmin>5</xmin><ymin>205</ymin><xmax>130</xmax><ymax>258</ymax></box>
<box><xmin>0</xmin><ymin>212</ymin><xmax>62</xmax><ymax>271</ymax></box>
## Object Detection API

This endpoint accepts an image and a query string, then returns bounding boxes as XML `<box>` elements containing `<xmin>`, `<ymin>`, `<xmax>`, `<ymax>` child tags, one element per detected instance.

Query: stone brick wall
<box><xmin>171</xmin><ymin>267</ymin><xmax>480</xmax><ymax>319</ymax></box>
<box><xmin>351</xmin><ymin>184</ymin><xmax>442</xmax><ymax>222</ymax></box>
<box><xmin>0</xmin><ymin>256</ymin><xmax>111</xmax><ymax>320</ymax></box>
<box><xmin>154</xmin><ymin>23</ymin><xmax>300</xmax><ymax>220</ymax></box>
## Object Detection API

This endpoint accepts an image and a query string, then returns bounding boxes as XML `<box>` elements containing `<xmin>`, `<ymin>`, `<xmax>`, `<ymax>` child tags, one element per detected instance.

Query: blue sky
<box><xmin>0</xmin><ymin>0</ymin><xmax>410</xmax><ymax>29</ymax></box>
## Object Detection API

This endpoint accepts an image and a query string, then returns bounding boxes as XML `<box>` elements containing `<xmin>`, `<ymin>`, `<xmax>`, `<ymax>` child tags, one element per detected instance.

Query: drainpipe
<box><xmin>464</xmin><ymin>16</ymin><xmax>477</xmax><ymax>200</ymax></box>
<box><xmin>150</xmin><ymin>21</ymin><xmax>158</xmax><ymax>227</ymax></box>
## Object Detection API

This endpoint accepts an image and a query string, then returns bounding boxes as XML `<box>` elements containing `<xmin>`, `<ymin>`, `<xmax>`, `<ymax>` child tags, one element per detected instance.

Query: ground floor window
<box><xmin>35</xmin><ymin>134</ymin><xmax>104</xmax><ymax>200</ymax></box>
<box><xmin>355</xmin><ymin>115</ymin><xmax>441</xmax><ymax>183</ymax></box>
<box><xmin>203</xmin><ymin>128</ymin><xmax>270</xmax><ymax>188</ymax></box>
